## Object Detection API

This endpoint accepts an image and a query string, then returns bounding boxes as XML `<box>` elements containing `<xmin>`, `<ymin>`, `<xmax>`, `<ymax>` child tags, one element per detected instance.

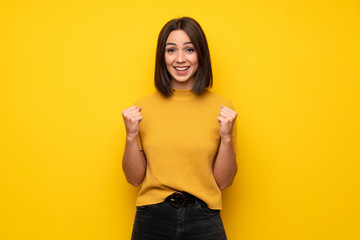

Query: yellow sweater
<box><xmin>134</xmin><ymin>88</ymin><xmax>237</xmax><ymax>209</ymax></box>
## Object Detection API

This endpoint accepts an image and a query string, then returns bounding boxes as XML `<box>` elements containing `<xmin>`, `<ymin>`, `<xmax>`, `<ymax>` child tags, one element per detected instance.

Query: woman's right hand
<box><xmin>122</xmin><ymin>105</ymin><xmax>146</xmax><ymax>187</ymax></box>
<box><xmin>122</xmin><ymin>106</ymin><xmax>143</xmax><ymax>137</ymax></box>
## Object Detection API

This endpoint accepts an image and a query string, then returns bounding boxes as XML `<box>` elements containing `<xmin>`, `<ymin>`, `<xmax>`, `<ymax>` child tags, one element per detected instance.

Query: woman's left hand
<box><xmin>217</xmin><ymin>105</ymin><xmax>238</xmax><ymax>139</ymax></box>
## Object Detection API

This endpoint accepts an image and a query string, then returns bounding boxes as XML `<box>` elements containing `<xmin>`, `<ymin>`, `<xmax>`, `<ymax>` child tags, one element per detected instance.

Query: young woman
<box><xmin>122</xmin><ymin>16</ymin><xmax>238</xmax><ymax>240</ymax></box>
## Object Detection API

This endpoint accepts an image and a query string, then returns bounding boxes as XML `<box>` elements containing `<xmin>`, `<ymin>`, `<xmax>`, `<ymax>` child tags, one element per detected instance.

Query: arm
<box><xmin>213</xmin><ymin>105</ymin><xmax>238</xmax><ymax>190</ymax></box>
<box><xmin>122</xmin><ymin>106</ymin><xmax>147</xmax><ymax>187</ymax></box>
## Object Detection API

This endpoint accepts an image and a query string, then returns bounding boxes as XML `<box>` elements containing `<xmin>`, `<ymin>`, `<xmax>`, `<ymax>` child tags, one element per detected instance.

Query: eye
<box><xmin>166</xmin><ymin>48</ymin><xmax>175</xmax><ymax>53</ymax></box>
<box><xmin>186</xmin><ymin>48</ymin><xmax>195</xmax><ymax>53</ymax></box>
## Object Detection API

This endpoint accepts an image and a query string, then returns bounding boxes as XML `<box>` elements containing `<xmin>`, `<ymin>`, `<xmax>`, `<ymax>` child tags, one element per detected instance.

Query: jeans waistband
<box><xmin>165</xmin><ymin>191</ymin><xmax>196</xmax><ymax>208</ymax></box>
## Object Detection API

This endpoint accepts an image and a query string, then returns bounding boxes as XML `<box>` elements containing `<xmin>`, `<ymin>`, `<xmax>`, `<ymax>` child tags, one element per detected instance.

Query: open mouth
<box><xmin>173</xmin><ymin>66</ymin><xmax>190</xmax><ymax>75</ymax></box>
<box><xmin>174</xmin><ymin>66</ymin><xmax>190</xmax><ymax>71</ymax></box>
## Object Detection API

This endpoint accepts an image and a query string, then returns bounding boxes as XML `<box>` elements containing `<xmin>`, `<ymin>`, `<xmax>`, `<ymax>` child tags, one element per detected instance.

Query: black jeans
<box><xmin>131</xmin><ymin>196</ymin><xmax>227</xmax><ymax>240</ymax></box>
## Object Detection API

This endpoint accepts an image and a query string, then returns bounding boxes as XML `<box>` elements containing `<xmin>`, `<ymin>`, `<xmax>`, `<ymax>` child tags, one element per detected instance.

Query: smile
<box><xmin>173</xmin><ymin>66</ymin><xmax>190</xmax><ymax>75</ymax></box>
<box><xmin>174</xmin><ymin>66</ymin><xmax>190</xmax><ymax>71</ymax></box>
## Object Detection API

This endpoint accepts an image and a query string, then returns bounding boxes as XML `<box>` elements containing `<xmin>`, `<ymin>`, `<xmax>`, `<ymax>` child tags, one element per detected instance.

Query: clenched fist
<box><xmin>217</xmin><ymin>105</ymin><xmax>238</xmax><ymax>139</ymax></box>
<box><xmin>122</xmin><ymin>106</ymin><xmax>143</xmax><ymax>137</ymax></box>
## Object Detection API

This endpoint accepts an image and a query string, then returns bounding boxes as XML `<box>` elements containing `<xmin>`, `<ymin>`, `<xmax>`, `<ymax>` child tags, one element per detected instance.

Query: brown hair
<box><xmin>154</xmin><ymin>17</ymin><xmax>213</xmax><ymax>97</ymax></box>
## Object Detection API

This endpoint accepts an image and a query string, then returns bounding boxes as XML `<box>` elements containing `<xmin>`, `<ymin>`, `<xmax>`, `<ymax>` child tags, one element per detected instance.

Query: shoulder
<box><xmin>204</xmin><ymin>89</ymin><xmax>236</xmax><ymax>110</ymax></box>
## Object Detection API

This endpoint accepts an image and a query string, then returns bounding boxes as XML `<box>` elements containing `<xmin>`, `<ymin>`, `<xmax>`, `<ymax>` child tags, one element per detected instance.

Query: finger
<box><xmin>133</xmin><ymin>106</ymin><xmax>142</xmax><ymax>112</ymax></box>
<box><xmin>220</xmin><ymin>110</ymin><xmax>237</xmax><ymax>120</ymax></box>
<box><xmin>217</xmin><ymin>115</ymin><xmax>227</xmax><ymax>125</ymax></box>
<box><xmin>123</xmin><ymin>108</ymin><xmax>142</xmax><ymax>118</ymax></box>
<box><xmin>122</xmin><ymin>106</ymin><xmax>136</xmax><ymax>115</ymax></box>
<box><xmin>221</xmin><ymin>106</ymin><xmax>237</xmax><ymax>116</ymax></box>
<box><xmin>125</xmin><ymin>113</ymin><xmax>142</xmax><ymax>120</ymax></box>
<box><xmin>133</xmin><ymin>113</ymin><xmax>143</xmax><ymax>120</ymax></box>
<box><xmin>127</xmin><ymin>108</ymin><xmax>142</xmax><ymax>115</ymax></box>
<box><xmin>217</xmin><ymin>116</ymin><xmax>231</xmax><ymax>125</ymax></box>
<box><xmin>125</xmin><ymin>105</ymin><xmax>137</xmax><ymax>111</ymax></box>
<box><xmin>219</xmin><ymin>110</ymin><xmax>234</xmax><ymax>119</ymax></box>
<box><xmin>137</xmin><ymin>115</ymin><xmax>143</xmax><ymax>123</ymax></box>
<box><xmin>138</xmin><ymin>116</ymin><xmax>143</xmax><ymax>124</ymax></box>
<box><xmin>220</xmin><ymin>108</ymin><xmax>237</xmax><ymax>119</ymax></box>
<box><xmin>221</xmin><ymin>105</ymin><xmax>234</xmax><ymax>110</ymax></box>
<box><xmin>124</xmin><ymin>113</ymin><xmax>142</xmax><ymax>121</ymax></box>
<box><xmin>129</xmin><ymin>115</ymin><xmax>142</xmax><ymax>123</ymax></box>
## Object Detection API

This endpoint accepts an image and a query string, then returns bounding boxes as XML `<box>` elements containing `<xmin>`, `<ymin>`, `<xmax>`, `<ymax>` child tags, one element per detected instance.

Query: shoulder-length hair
<box><xmin>154</xmin><ymin>17</ymin><xmax>213</xmax><ymax>97</ymax></box>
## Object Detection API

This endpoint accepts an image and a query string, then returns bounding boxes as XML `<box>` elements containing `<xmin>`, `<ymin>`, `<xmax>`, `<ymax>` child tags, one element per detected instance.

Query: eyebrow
<box><xmin>165</xmin><ymin>41</ymin><xmax>193</xmax><ymax>46</ymax></box>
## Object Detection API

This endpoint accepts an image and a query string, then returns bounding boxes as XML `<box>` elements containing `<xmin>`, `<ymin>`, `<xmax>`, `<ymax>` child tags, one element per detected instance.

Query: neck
<box><xmin>171</xmin><ymin>77</ymin><xmax>195</xmax><ymax>90</ymax></box>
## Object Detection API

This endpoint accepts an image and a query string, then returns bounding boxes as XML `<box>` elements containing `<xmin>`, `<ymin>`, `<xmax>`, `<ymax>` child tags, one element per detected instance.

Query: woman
<box><xmin>122</xmin><ymin>16</ymin><xmax>238</xmax><ymax>240</ymax></box>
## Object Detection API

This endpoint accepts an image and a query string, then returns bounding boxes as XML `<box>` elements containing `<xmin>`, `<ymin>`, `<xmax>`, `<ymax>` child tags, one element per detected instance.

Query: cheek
<box><xmin>191</xmin><ymin>57</ymin><xmax>199</xmax><ymax>71</ymax></box>
<box><xmin>164</xmin><ymin>54</ymin><xmax>173</xmax><ymax>66</ymax></box>
<box><xmin>165</xmin><ymin>58</ymin><xmax>172</xmax><ymax>69</ymax></box>
<box><xmin>164</xmin><ymin>58</ymin><xmax>173</xmax><ymax>73</ymax></box>
<box><xmin>190</xmin><ymin>54</ymin><xmax>198</xmax><ymax>66</ymax></box>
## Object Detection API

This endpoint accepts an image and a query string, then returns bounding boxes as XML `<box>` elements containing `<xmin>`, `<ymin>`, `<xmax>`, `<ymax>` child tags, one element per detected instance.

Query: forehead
<box><xmin>166</xmin><ymin>30</ymin><xmax>192</xmax><ymax>44</ymax></box>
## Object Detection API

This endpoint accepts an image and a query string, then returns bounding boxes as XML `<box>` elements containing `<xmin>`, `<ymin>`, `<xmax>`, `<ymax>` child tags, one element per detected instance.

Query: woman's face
<box><xmin>165</xmin><ymin>30</ymin><xmax>199</xmax><ymax>89</ymax></box>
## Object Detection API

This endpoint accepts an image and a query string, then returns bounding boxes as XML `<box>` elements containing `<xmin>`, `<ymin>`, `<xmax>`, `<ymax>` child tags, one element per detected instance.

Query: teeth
<box><xmin>175</xmin><ymin>67</ymin><xmax>190</xmax><ymax>71</ymax></box>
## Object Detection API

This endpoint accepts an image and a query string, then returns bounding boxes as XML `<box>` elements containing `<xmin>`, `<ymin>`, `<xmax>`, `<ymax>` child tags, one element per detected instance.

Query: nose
<box><xmin>176</xmin><ymin>51</ymin><xmax>185</xmax><ymax>63</ymax></box>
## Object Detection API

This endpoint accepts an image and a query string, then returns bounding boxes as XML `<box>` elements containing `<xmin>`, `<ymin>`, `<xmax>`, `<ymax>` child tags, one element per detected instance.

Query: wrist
<box><xmin>126</xmin><ymin>133</ymin><xmax>138</xmax><ymax>142</ymax></box>
<box><xmin>220</xmin><ymin>134</ymin><xmax>232</xmax><ymax>143</ymax></box>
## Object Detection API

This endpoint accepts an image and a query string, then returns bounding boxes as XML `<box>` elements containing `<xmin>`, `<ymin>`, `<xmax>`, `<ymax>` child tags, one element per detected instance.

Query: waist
<box><xmin>136</xmin><ymin>187</ymin><xmax>223</xmax><ymax>209</ymax></box>
<box><xmin>165</xmin><ymin>191</ymin><xmax>197</xmax><ymax>208</ymax></box>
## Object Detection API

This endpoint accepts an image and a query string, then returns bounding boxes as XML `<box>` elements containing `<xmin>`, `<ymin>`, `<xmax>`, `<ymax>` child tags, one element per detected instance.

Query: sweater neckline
<box><xmin>172</xmin><ymin>88</ymin><xmax>196</xmax><ymax>100</ymax></box>
<box><xmin>169</xmin><ymin>88</ymin><xmax>211</xmax><ymax>100</ymax></box>
<box><xmin>173</xmin><ymin>88</ymin><xmax>191</xmax><ymax>92</ymax></box>
<box><xmin>172</xmin><ymin>88</ymin><xmax>194</xmax><ymax>97</ymax></box>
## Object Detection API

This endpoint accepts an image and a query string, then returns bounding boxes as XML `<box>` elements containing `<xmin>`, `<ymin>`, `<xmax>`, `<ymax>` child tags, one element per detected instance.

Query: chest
<box><xmin>139</xmin><ymin>103</ymin><xmax>221</xmax><ymax>153</ymax></box>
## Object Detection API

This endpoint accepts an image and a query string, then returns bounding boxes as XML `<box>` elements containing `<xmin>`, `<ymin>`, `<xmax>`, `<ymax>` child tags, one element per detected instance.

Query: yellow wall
<box><xmin>1</xmin><ymin>0</ymin><xmax>359</xmax><ymax>239</ymax></box>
